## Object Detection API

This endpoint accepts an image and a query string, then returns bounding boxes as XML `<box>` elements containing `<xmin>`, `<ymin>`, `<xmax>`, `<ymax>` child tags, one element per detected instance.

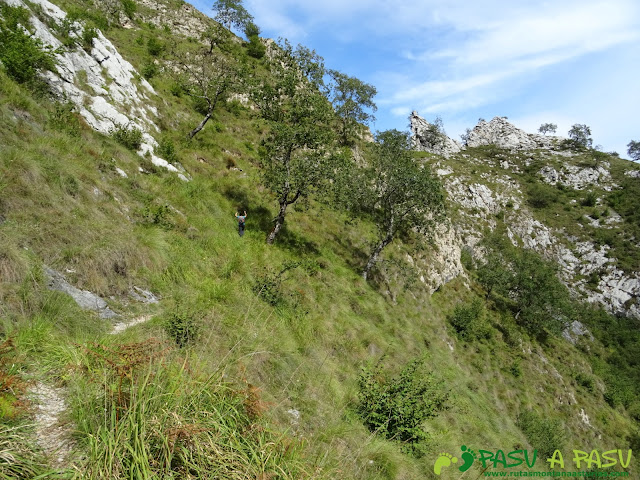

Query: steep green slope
<box><xmin>0</xmin><ymin>1</ymin><xmax>638</xmax><ymax>479</ymax></box>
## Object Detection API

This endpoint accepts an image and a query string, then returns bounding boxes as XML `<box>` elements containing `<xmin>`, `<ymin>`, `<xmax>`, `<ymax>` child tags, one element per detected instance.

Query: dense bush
<box><xmin>109</xmin><ymin>123</ymin><xmax>143</xmax><ymax>150</ymax></box>
<box><xmin>0</xmin><ymin>5</ymin><xmax>57</xmax><ymax>85</ymax></box>
<box><xmin>449</xmin><ymin>298</ymin><xmax>492</xmax><ymax>341</ymax></box>
<box><xmin>147</xmin><ymin>36</ymin><xmax>164</xmax><ymax>56</ymax></box>
<box><xmin>164</xmin><ymin>309</ymin><xmax>201</xmax><ymax>348</ymax></box>
<box><xmin>356</xmin><ymin>357</ymin><xmax>448</xmax><ymax>456</ymax></box>
<box><xmin>477</xmin><ymin>235</ymin><xmax>572</xmax><ymax>340</ymax></box>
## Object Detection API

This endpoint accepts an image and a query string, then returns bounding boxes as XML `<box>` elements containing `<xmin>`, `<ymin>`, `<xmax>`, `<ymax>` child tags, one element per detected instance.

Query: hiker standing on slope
<box><xmin>235</xmin><ymin>210</ymin><xmax>247</xmax><ymax>237</ymax></box>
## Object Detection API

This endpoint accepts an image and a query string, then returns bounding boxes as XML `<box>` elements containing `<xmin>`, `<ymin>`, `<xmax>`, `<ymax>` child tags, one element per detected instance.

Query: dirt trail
<box><xmin>31</xmin><ymin>382</ymin><xmax>74</xmax><ymax>465</ymax></box>
<box><xmin>110</xmin><ymin>314</ymin><xmax>153</xmax><ymax>334</ymax></box>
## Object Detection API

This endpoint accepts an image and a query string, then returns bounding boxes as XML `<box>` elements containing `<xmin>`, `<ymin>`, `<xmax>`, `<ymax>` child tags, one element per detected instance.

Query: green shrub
<box><xmin>527</xmin><ymin>183</ymin><xmax>558</xmax><ymax>209</ymax></box>
<box><xmin>109</xmin><ymin>123</ymin><xmax>143</xmax><ymax>150</ymax></box>
<box><xmin>164</xmin><ymin>308</ymin><xmax>201</xmax><ymax>348</ymax></box>
<box><xmin>581</xmin><ymin>191</ymin><xmax>597</xmax><ymax>207</ymax></box>
<box><xmin>460</xmin><ymin>247</ymin><xmax>474</xmax><ymax>271</ymax></box>
<box><xmin>356</xmin><ymin>357</ymin><xmax>448</xmax><ymax>457</ymax></box>
<box><xmin>574</xmin><ymin>372</ymin><xmax>595</xmax><ymax>393</ymax></box>
<box><xmin>49</xmin><ymin>101</ymin><xmax>81</xmax><ymax>137</ymax></box>
<box><xmin>0</xmin><ymin>5</ymin><xmax>57</xmax><ymax>85</ymax></box>
<box><xmin>141</xmin><ymin>61</ymin><xmax>158</xmax><ymax>79</ymax></box>
<box><xmin>140</xmin><ymin>203</ymin><xmax>173</xmax><ymax>229</ymax></box>
<box><xmin>81</xmin><ymin>26</ymin><xmax>98</xmax><ymax>51</ymax></box>
<box><xmin>517</xmin><ymin>410</ymin><xmax>565</xmax><ymax>460</ymax></box>
<box><xmin>147</xmin><ymin>36</ymin><xmax>164</xmax><ymax>56</ymax></box>
<box><xmin>121</xmin><ymin>0</ymin><xmax>137</xmax><ymax>19</ymax></box>
<box><xmin>155</xmin><ymin>137</ymin><xmax>178</xmax><ymax>163</ymax></box>
<box><xmin>449</xmin><ymin>298</ymin><xmax>492</xmax><ymax>341</ymax></box>
<box><xmin>246</xmin><ymin>36</ymin><xmax>266</xmax><ymax>59</ymax></box>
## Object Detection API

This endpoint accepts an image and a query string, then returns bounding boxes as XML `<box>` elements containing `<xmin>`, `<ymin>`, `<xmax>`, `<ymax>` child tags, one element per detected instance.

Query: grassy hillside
<box><xmin>1</xmin><ymin>1</ymin><xmax>639</xmax><ymax>479</ymax></box>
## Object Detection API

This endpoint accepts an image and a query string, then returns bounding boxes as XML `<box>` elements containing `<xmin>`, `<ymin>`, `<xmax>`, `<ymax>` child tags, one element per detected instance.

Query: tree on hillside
<box><xmin>477</xmin><ymin>236</ymin><xmax>572</xmax><ymax>340</ymax></box>
<box><xmin>244</xmin><ymin>21</ymin><xmax>265</xmax><ymax>59</ymax></box>
<box><xmin>212</xmin><ymin>0</ymin><xmax>253</xmax><ymax>33</ymax></box>
<box><xmin>172</xmin><ymin>32</ymin><xmax>241</xmax><ymax>139</ymax></box>
<box><xmin>538</xmin><ymin>123</ymin><xmax>557</xmax><ymax>135</ymax></box>
<box><xmin>628</xmin><ymin>140</ymin><xmax>640</xmax><ymax>162</ymax></box>
<box><xmin>358</xmin><ymin>130</ymin><xmax>445</xmax><ymax>280</ymax></box>
<box><xmin>327</xmin><ymin>70</ymin><xmax>377</xmax><ymax>146</ymax></box>
<box><xmin>251</xmin><ymin>40</ymin><xmax>336</xmax><ymax>244</ymax></box>
<box><xmin>567</xmin><ymin>124</ymin><xmax>593</xmax><ymax>149</ymax></box>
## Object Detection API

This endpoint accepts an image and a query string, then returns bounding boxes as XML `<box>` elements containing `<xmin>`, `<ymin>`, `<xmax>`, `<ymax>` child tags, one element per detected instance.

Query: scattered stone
<box><xmin>286</xmin><ymin>408</ymin><xmax>301</xmax><ymax>424</ymax></box>
<box><xmin>562</xmin><ymin>321</ymin><xmax>594</xmax><ymax>345</ymax></box>
<box><xmin>129</xmin><ymin>286</ymin><xmax>160</xmax><ymax>304</ymax></box>
<box><xmin>44</xmin><ymin>266</ymin><xmax>118</xmax><ymax>319</ymax></box>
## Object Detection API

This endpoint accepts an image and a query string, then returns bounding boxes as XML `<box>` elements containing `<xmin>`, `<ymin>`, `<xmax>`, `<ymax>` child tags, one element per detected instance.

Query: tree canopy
<box><xmin>212</xmin><ymin>0</ymin><xmax>253</xmax><ymax>33</ymax></box>
<box><xmin>567</xmin><ymin>124</ymin><xmax>593</xmax><ymax>149</ymax></box>
<box><xmin>538</xmin><ymin>123</ymin><xmax>557</xmax><ymax>135</ymax></box>
<box><xmin>628</xmin><ymin>140</ymin><xmax>640</xmax><ymax>162</ymax></box>
<box><xmin>328</xmin><ymin>70</ymin><xmax>377</xmax><ymax>146</ymax></box>
<box><xmin>172</xmin><ymin>29</ymin><xmax>241</xmax><ymax>139</ymax></box>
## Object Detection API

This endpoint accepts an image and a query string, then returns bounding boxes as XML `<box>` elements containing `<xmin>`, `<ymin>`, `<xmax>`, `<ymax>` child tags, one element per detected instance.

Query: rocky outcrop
<box><xmin>44</xmin><ymin>266</ymin><xmax>118</xmax><ymax>319</ymax></box>
<box><xmin>465</xmin><ymin>117</ymin><xmax>562</xmax><ymax>151</ymax></box>
<box><xmin>410</xmin><ymin>111</ymin><xmax>461</xmax><ymax>157</ymax></box>
<box><xmin>9</xmin><ymin>0</ymin><xmax>187</xmax><ymax>179</ymax></box>
<box><xmin>540</xmin><ymin>164</ymin><xmax>613</xmax><ymax>190</ymax></box>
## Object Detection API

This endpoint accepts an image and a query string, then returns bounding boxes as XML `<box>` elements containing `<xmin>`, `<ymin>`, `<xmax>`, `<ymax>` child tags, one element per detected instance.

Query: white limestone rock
<box><xmin>465</xmin><ymin>116</ymin><xmax>562</xmax><ymax>151</ymax></box>
<box><xmin>410</xmin><ymin>111</ymin><xmax>461</xmax><ymax>157</ymax></box>
<box><xmin>11</xmin><ymin>0</ymin><xmax>184</xmax><ymax>177</ymax></box>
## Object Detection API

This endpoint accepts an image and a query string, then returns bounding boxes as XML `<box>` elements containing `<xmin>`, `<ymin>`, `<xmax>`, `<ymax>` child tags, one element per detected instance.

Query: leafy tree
<box><xmin>628</xmin><ymin>140</ymin><xmax>640</xmax><ymax>162</ymax></box>
<box><xmin>477</xmin><ymin>235</ymin><xmax>572</xmax><ymax>339</ymax></box>
<box><xmin>251</xmin><ymin>40</ymin><xmax>336</xmax><ymax>244</ymax></box>
<box><xmin>567</xmin><ymin>124</ymin><xmax>593</xmax><ymax>149</ymax></box>
<box><xmin>212</xmin><ymin>0</ymin><xmax>253</xmax><ymax>32</ymax></box>
<box><xmin>358</xmin><ymin>130</ymin><xmax>445</xmax><ymax>280</ymax></box>
<box><xmin>172</xmin><ymin>31</ymin><xmax>241</xmax><ymax>139</ymax></box>
<box><xmin>0</xmin><ymin>5</ymin><xmax>57</xmax><ymax>85</ymax></box>
<box><xmin>328</xmin><ymin>70</ymin><xmax>377</xmax><ymax>146</ymax></box>
<box><xmin>538</xmin><ymin>123</ymin><xmax>557</xmax><ymax>135</ymax></box>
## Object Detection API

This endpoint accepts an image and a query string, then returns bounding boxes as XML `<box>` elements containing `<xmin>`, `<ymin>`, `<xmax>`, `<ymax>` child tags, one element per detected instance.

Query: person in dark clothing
<box><xmin>235</xmin><ymin>210</ymin><xmax>247</xmax><ymax>236</ymax></box>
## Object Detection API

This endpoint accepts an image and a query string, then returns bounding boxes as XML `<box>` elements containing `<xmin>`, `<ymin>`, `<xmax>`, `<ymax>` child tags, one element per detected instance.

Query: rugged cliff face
<box><xmin>411</xmin><ymin>111</ymin><xmax>640</xmax><ymax>320</ymax></box>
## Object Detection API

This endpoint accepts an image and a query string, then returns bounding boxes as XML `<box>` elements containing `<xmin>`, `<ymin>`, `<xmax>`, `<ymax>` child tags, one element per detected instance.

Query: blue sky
<box><xmin>190</xmin><ymin>0</ymin><xmax>640</xmax><ymax>158</ymax></box>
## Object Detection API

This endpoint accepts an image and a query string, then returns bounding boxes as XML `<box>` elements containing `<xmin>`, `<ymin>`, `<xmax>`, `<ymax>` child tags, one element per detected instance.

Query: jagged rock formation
<box><xmin>8</xmin><ymin>0</ymin><xmax>187</xmax><ymax>179</ymax></box>
<box><xmin>410</xmin><ymin>111</ymin><xmax>461</xmax><ymax>157</ymax></box>
<box><xmin>465</xmin><ymin>116</ymin><xmax>562</xmax><ymax>150</ymax></box>
<box><xmin>410</xmin><ymin>115</ymin><xmax>640</xmax><ymax>320</ymax></box>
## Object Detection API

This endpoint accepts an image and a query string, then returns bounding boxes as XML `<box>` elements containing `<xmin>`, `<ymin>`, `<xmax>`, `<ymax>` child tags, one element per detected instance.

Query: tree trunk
<box><xmin>266</xmin><ymin>188</ymin><xmax>301</xmax><ymax>244</ymax></box>
<box><xmin>362</xmin><ymin>234</ymin><xmax>394</xmax><ymax>281</ymax></box>
<box><xmin>188</xmin><ymin>109</ymin><xmax>213</xmax><ymax>139</ymax></box>
<box><xmin>267</xmin><ymin>200</ymin><xmax>288</xmax><ymax>244</ymax></box>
